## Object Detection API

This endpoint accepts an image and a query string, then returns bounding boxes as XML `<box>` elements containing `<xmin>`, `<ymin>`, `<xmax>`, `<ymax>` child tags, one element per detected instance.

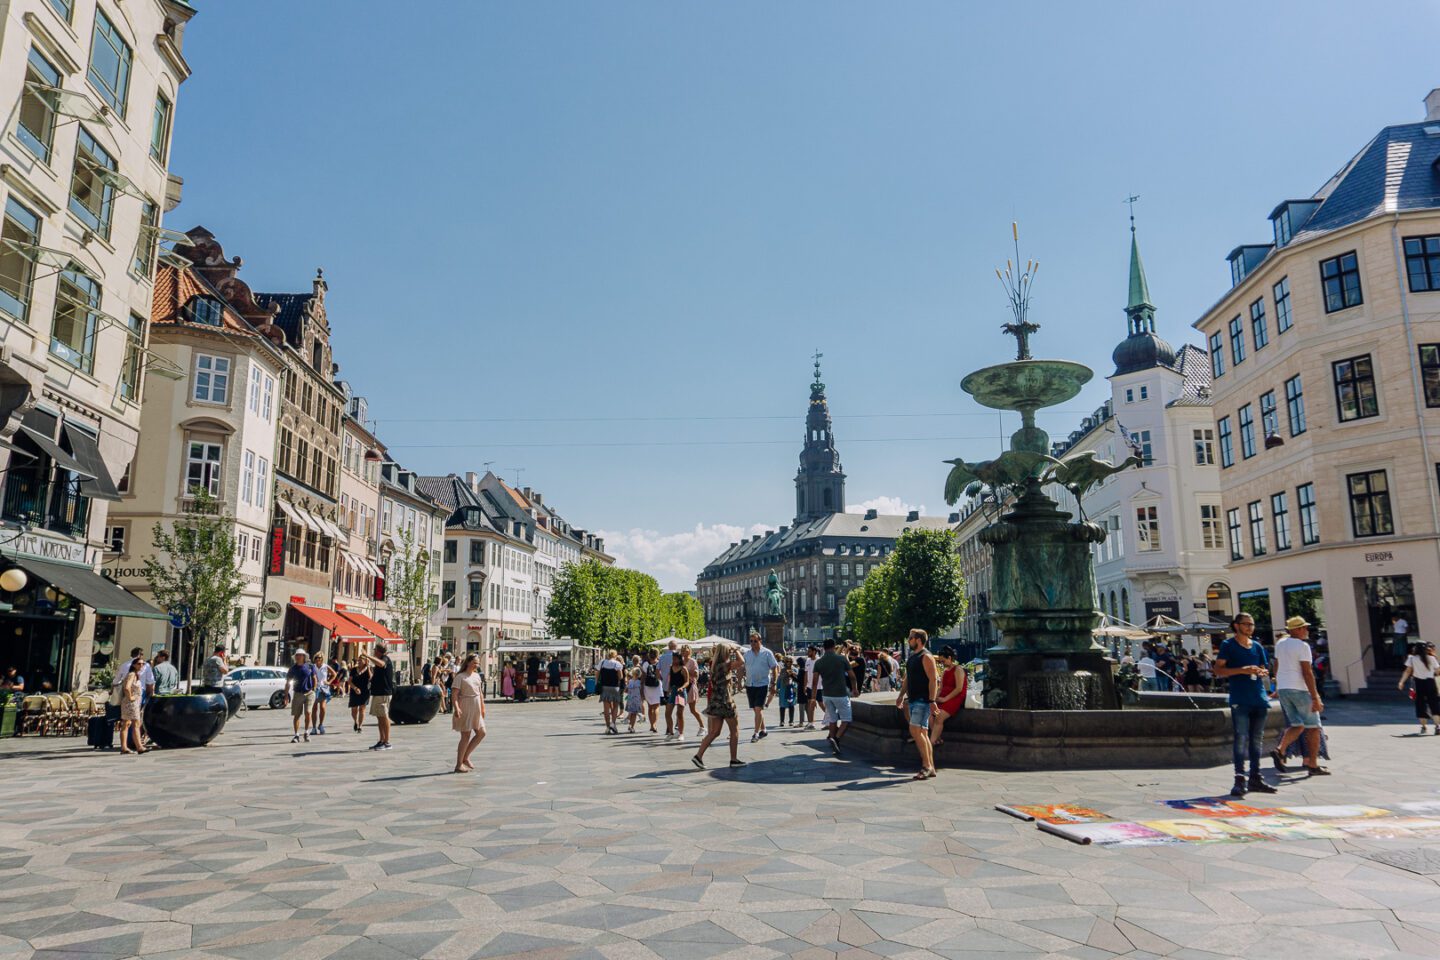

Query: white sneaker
<box><xmin>805</xmin><ymin>723</ymin><xmax>816</xmax><ymax>731</ymax></box>
<box><xmin>750</xmin><ymin>732</ymin><xmax>759</xmax><ymax>743</ymax></box>
<box><xmin>665</xmin><ymin>733</ymin><xmax>675</xmax><ymax>740</ymax></box>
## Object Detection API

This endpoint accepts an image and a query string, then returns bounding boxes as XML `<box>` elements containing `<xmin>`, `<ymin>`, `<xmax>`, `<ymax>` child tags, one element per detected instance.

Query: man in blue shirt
<box><xmin>741</xmin><ymin>630</ymin><xmax>779</xmax><ymax>743</ymax></box>
<box><xmin>284</xmin><ymin>650</ymin><xmax>318</xmax><ymax>744</ymax></box>
<box><xmin>1214</xmin><ymin>613</ymin><xmax>1278</xmax><ymax>797</ymax></box>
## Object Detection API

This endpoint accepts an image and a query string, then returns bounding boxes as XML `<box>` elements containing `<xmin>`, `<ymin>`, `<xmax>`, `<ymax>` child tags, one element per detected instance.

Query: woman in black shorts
<box><xmin>349</xmin><ymin>658</ymin><xmax>372</xmax><ymax>732</ymax></box>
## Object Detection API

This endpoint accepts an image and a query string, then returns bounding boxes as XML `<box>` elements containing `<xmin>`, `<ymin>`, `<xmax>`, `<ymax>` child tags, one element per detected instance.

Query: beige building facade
<box><xmin>1196</xmin><ymin>89</ymin><xmax>1440</xmax><ymax>693</ymax></box>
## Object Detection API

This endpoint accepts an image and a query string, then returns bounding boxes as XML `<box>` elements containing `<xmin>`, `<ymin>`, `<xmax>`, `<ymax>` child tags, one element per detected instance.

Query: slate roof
<box><xmin>254</xmin><ymin>292</ymin><xmax>312</xmax><ymax>348</ymax></box>
<box><xmin>699</xmin><ymin>511</ymin><xmax>952</xmax><ymax>578</ymax></box>
<box><xmin>1291</xmin><ymin>122</ymin><xmax>1440</xmax><ymax>243</ymax></box>
<box><xmin>1165</xmin><ymin>344</ymin><xmax>1213</xmax><ymax>407</ymax></box>
<box><xmin>416</xmin><ymin>474</ymin><xmax>511</xmax><ymax>536</ymax></box>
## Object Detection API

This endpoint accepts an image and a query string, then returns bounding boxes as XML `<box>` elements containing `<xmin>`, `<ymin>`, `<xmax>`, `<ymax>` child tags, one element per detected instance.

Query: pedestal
<box><xmin>761</xmin><ymin>616</ymin><xmax>785</xmax><ymax>655</ymax></box>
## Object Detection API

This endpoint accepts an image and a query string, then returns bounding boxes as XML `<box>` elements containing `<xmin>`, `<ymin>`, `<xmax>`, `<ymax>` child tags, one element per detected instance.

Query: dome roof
<box><xmin>1112</xmin><ymin>331</ymin><xmax>1177</xmax><ymax>377</ymax></box>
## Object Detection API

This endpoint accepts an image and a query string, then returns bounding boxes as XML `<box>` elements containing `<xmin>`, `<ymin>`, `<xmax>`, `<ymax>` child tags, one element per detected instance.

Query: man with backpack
<box><xmin>285</xmin><ymin>650</ymin><xmax>319</xmax><ymax>744</ymax></box>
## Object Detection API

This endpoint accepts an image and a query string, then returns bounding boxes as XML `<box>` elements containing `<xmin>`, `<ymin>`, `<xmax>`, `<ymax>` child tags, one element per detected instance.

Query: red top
<box><xmin>937</xmin><ymin>665</ymin><xmax>967</xmax><ymax>714</ymax></box>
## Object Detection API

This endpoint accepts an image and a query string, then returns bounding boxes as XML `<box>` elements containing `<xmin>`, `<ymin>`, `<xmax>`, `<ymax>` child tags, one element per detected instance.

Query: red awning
<box><xmin>292</xmin><ymin>604</ymin><xmax>369</xmax><ymax>641</ymax></box>
<box><xmin>336</xmin><ymin>608</ymin><xmax>403</xmax><ymax>643</ymax></box>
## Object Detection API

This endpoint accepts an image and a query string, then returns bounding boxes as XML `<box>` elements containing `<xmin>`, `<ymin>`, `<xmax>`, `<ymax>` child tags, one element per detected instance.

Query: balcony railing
<box><xmin>2</xmin><ymin>473</ymin><xmax>89</xmax><ymax>538</ymax></box>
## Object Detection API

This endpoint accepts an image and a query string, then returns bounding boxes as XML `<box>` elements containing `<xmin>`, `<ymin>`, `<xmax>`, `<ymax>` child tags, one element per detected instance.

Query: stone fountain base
<box><xmin>840</xmin><ymin>697</ymin><xmax>1285</xmax><ymax>770</ymax></box>
<box><xmin>982</xmin><ymin>649</ymin><xmax>1121</xmax><ymax>710</ymax></box>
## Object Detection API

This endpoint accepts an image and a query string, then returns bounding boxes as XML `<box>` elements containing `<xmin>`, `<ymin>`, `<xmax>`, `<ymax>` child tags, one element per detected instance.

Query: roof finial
<box><xmin>1124</xmin><ymin>197</ymin><xmax>1155</xmax><ymax>334</ymax></box>
<box><xmin>811</xmin><ymin>349</ymin><xmax>825</xmax><ymax>394</ymax></box>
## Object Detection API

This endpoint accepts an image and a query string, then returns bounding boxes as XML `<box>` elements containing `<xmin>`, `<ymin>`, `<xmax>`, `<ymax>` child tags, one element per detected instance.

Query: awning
<box><xmin>63</xmin><ymin>421</ymin><xmax>121</xmax><ymax>501</ymax></box>
<box><xmin>340</xmin><ymin>552</ymin><xmax>358</xmax><ymax>572</ymax></box>
<box><xmin>276</xmin><ymin>500</ymin><xmax>303</xmax><ymax>526</ymax></box>
<box><xmin>336</xmin><ymin>608</ymin><xmax>402</xmax><ymax>642</ymax></box>
<box><xmin>3</xmin><ymin>554</ymin><xmax>166</xmax><ymax>620</ymax></box>
<box><xmin>18</xmin><ymin>409</ymin><xmax>93</xmax><ymax>479</ymax></box>
<box><xmin>318</xmin><ymin>516</ymin><xmax>344</xmax><ymax>539</ymax></box>
<box><xmin>291</xmin><ymin>604</ymin><xmax>369</xmax><ymax>640</ymax></box>
<box><xmin>294</xmin><ymin>508</ymin><xmax>323</xmax><ymax>534</ymax></box>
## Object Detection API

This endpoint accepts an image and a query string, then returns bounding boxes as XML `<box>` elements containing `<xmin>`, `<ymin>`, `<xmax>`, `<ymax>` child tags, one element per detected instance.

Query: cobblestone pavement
<box><xmin>2</xmin><ymin>695</ymin><xmax>1439</xmax><ymax>960</ymax></box>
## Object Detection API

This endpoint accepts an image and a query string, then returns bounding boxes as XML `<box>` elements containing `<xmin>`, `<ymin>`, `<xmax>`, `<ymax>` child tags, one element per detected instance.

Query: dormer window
<box><xmin>1269</xmin><ymin>200</ymin><xmax>1321</xmax><ymax>248</ymax></box>
<box><xmin>187</xmin><ymin>295</ymin><xmax>224</xmax><ymax>326</ymax></box>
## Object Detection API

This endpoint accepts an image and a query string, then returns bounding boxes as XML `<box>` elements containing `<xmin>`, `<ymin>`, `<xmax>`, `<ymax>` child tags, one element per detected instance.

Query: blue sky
<box><xmin>172</xmin><ymin>1</ymin><xmax>1438</xmax><ymax>589</ymax></box>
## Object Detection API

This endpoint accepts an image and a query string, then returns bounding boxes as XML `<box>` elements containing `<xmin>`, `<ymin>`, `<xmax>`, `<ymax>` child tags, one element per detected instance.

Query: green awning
<box><xmin>4</xmin><ymin>554</ymin><xmax>167</xmax><ymax>620</ymax></box>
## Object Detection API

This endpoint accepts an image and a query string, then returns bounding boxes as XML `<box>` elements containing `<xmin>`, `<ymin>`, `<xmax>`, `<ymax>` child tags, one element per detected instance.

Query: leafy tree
<box><xmin>547</xmin><ymin>560</ymin><xmax>707</xmax><ymax>652</ymax></box>
<box><xmin>143</xmin><ymin>489</ymin><xmax>246</xmax><ymax>686</ymax></box>
<box><xmin>844</xmin><ymin>529</ymin><xmax>966</xmax><ymax>648</ymax></box>
<box><xmin>386</xmin><ymin>526</ymin><xmax>433</xmax><ymax>677</ymax></box>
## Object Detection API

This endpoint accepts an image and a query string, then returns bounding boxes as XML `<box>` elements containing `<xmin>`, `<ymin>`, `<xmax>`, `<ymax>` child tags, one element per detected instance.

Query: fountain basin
<box><xmin>961</xmin><ymin>359</ymin><xmax>1092</xmax><ymax>411</ymax></box>
<box><xmin>841</xmin><ymin>697</ymin><xmax>1285</xmax><ymax>770</ymax></box>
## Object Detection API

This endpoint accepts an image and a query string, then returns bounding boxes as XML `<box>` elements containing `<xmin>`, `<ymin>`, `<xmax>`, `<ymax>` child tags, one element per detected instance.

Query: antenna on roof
<box><xmin>482</xmin><ymin>461</ymin><xmax>495</xmax><ymax>473</ymax></box>
<box><xmin>509</xmin><ymin>467</ymin><xmax>525</xmax><ymax>486</ymax></box>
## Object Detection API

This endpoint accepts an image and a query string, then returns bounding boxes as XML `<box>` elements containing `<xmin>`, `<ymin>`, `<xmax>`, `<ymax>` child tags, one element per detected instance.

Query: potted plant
<box><xmin>143</xmin><ymin>690</ymin><xmax>228</xmax><ymax>748</ymax></box>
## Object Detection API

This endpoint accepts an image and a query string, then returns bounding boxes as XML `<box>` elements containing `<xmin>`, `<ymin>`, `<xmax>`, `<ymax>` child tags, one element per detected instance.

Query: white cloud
<box><xmin>595</xmin><ymin>521</ymin><xmax>769</xmax><ymax>592</ymax></box>
<box><xmin>846</xmin><ymin>496</ymin><xmax>928</xmax><ymax>517</ymax></box>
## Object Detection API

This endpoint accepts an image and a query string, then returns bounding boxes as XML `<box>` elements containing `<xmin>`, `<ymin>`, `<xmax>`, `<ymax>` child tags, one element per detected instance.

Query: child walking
<box><xmin>777</xmin><ymin>662</ymin><xmax>797</xmax><ymax>727</ymax></box>
<box><xmin>624</xmin><ymin>668</ymin><xmax>643</xmax><ymax>733</ymax></box>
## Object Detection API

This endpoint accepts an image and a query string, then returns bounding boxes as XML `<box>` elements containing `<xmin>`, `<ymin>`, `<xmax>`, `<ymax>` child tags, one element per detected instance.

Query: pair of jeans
<box><xmin>1231</xmin><ymin>704</ymin><xmax>1268</xmax><ymax>776</ymax></box>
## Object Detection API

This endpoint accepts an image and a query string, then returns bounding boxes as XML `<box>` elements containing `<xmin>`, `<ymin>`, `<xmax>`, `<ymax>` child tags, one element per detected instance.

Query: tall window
<box><xmin>262</xmin><ymin>376</ymin><xmax>274</xmax><ymax>421</ymax></box>
<box><xmin>1228</xmin><ymin>316</ymin><xmax>1246</xmax><ymax>365</ymax></box>
<box><xmin>1259</xmin><ymin>390</ymin><xmax>1278</xmax><ymax>439</ymax></box>
<box><xmin>1193</xmin><ymin>428</ymin><xmax>1214</xmax><ymax>466</ymax></box>
<box><xmin>1320</xmin><ymin>251</ymin><xmax>1362</xmax><ymax>312</ymax></box>
<box><xmin>1200</xmin><ymin>504</ymin><xmax>1223</xmax><ymax>549</ymax></box>
<box><xmin>0</xmin><ymin>198</ymin><xmax>41</xmax><ymax>322</ymax></box>
<box><xmin>256</xmin><ymin>457</ymin><xmax>269</xmax><ymax>507</ymax></box>
<box><xmin>443</xmin><ymin>539</ymin><xmax>457</xmax><ymax>563</ymax></box>
<box><xmin>1298</xmin><ymin>482</ymin><xmax>1319</xmax><ymax>545</ymax></box>
<box><xmin>1238</xmin><ymin>404</ymin><xmax>1256</xmax><ymax>459</ymax></box>
<box><xmin>278</xmin><ymin>428</ymin><xmax>292</xmax><ymax>475</ymax></box>
<box><xmin>1130</xmin><ymin>430</ymin><xmax>1153</xmax><ymax>466</ymax></box>
<box><xmin>193</xmin><ymin>354</ymin><xmax>230</xmax><ymax>403</ymax></box>
<box><xmin>186</xmin><ymin>441</ymin><xmax>222</xmax><ymax>497</ymax></box>
<box><xmin>470</xmin><ymin>540</ymin><xmax>485</xmax><ymax>564</ymax></box>
<box><xmin>48</xmin><ymin>1</ymin><xmax>73</xmax><ymax>23</ymax></box>
<box><xmin>119</xmin><ymin>312</ymin><xmax>144</xmax><ymax>401</ymax></box>
<box><xmin>1332</xmin><ymin>355</ymin><xmax>1378</xmax><ymax>421</ymax></box>
<box><xmin>17</xmin><ymin>48</ymin><xmax>61</xmax><ymax>162</ymax></box>
<box><xmin>1135</xmin><ymin>505</ymin><xmax>1161</xmax><ymax>552</ymax></box>
<box><xmin>69</xmin><ymin>126</ymin><xmax>116</xmax><ymax>238</ymax></box>
<box><xmin>1249</xmin><ymin>298</ymin><xmax>1268</xmax><ymax>350</ymax></box>
<box><xmin>1209</xmin><ymin>331</ymin><xmax>1225</xmax><ymax>378</ymax></box>
<box><xmin>1218</xmin><ymin>416</ymin><xmax>1234</xmax><ymax>468</ymax></box>
<box><xmin>151</xmin><ymin>93</ymin><xmax>172</xmax><ymax>163</ymax></box>
<box><xmin>1274</xmin><ymin>277</ymin><xmax>1292</xmax><ymax>332</ymax></box>
<box><xmin>51</xmin><ymin>267</ymin><xmax>99</xmax><ymax>373</ymax></box>
<box><xmin>1271</xmin><ymin>492</ymin><xmax>1291</xmax><ymax>551</ymax></box>
<box><xmin>1347</xmin><ymin>470</ymin><xmax>1393</xmax><ymax>537</ymax></box>
<box><xmin>87</xmin><ymin>8</ymin><xmax>132</xmax><ymax>116</ymax></box>
<box><xmin>469</xmin><ymin>580</ymin><xmax>483</xmax><ymax>610</ymax></box>
<box><xmin>1284</xmin><ymin>375</ymin><xmax>1306</xmax><ymax>435</ymax></box>
<box><xmin>240</xmin><ymin>450</ymin><xmax>255</xmax><ymax>505</ymax></box>
<box><xmin>133</xmin><ymin>200</ymin><xmax>158</xmax><ymax>276</ymax></box>
<box><xmin>1247</xmin><ymin>500</ymin><xmax>1267</xmax><ymax>556</ymax></box>
<box><xmin>1420</xmin><ymin>345</ymin><xmax>1440</xmax><ymax>407</ymax></box>
<box><xmin>1403</xmin><ymin>235</ymin><xmax>1440</xmax><ymax>292</ymax></box>
<box><xmin>1226</xmin><ymin>508</ymin><xmax>1243</xmax><ymax>561</ymax></box>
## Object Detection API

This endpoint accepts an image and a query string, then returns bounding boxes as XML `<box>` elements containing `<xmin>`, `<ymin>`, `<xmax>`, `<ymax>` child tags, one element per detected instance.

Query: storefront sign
<box><xmin>6</xmin><ymin>530</ymin><xmax>91</xmax><ymax>564</ymax></box>
<box><xmin>268</xmin><ymin>525</ymin><xmax>286</xmax><ymax>576</ymax></box>
<box><xmin>1365</xmin><ymin>551</ymin><xmax>1394</xmax><ymax>563</ymax></box>
<box><xmin>1145</xmin><ymin>599</ymin><xmax>1181</xmax><ymax>621</ymax></box>
<box><xmin>373</xmin><ymin>574</ymin><xmax>385</xmax><ymax>602</ymax></box>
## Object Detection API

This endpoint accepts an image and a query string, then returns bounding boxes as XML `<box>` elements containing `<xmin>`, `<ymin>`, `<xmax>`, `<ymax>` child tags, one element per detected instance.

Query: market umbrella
<box><xmin>649</xmin><ymin>636</ymin><xmax>682</xmax><ymax>647</ymax></box>
<box><xmin>1152</xmin><ymin>619</ymin><xmax>1228</xmax><ymax>636</ymax></box>
<box><xmin>1093</xmin><ymin>616</ymin><xmax>1151</xmax><ymax>640</ymax></box>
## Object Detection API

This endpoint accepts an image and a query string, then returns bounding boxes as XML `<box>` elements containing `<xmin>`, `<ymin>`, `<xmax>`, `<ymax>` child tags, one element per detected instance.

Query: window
<box><xmin>1238</xmin><ymin>404</ymin><xmax>1256</xmax><ymax>459</ymax></box>
<box><xmin>1192</xmin><ymin>431</ymin><xmax>1215</xmax><ymax>469</ymax></box>
<box><xmin>1348</xmin><ymin>470</ymin><xmax>1394</xmax><ymax>538</ymax></box>
<box><xmin>256</xmin><ymin>457</ymin><xmax>269</xmax><ymax>506</ymax></box>
<box><xmin>1332</xmin><ymin>355</ymin><xmax>1378</xmax><ymax>422</ymax></box>
<box><xmin>1274</xmin><ymin>277</ymin><xmax>1292</xmax><ymax>333</ymax></box>
<box><xmin>1249</xmin><ymin>298</ymin><xmax>1268</xmax><ymax>350</ymax></box>
<box><xmin>188</xmin><ymin>296</ymin><xmax>224</xmax><ymax>326</ymax></box>
<box><xmin>1200</xmin><ymin>504</ymin><xmax>1223</xmax><ymax>549</ymax></box>
<box><xmin>48</xmin><ymin>1</ymin><xmax>73</xmax><ymax>23</ymax></box>
<box><xmin>1209</xmin><ymin>332</ymin><xmax>1225</xmax><ymax>378</ymax></box>
<box><xmin>262</xmin><ymin>375</ymin><xmax>275</xmax><ymax>421</ymax></box>
<box><xmin>240</xmin><ymin>450</ymin><xmax>255</xmax><ymax>505</ymax></box>
<box><xmin>442</xmin><ymin>581</ymin><xmax>456</xmax><ymax>607</ymax></box>
<box><xmin>1227</xmin><ymin>508</ymin><xmax>1243</xmax><ymax>561</ymax></box>
<box><xmin>444</xmin><ymin>539</ymin><xmax>457</xmax><ymax>563</ymax></box>
<box><xmin>1404</xmin><ymin>236</ymin><xmax>1440</xmax><ymax>292</ymax></box>
<box><xmin>193</xmin><ymin>354</ymin><xmax>230</xmax><ymax>403</ymax></box>
<box><xmin>1229</xmin><ymin>316</ymin><xmax>1246</xmax><ymax>365</ymax></box>
<box><xmin>1218</xmin><ymin>416</ymin><xmax>1234</xmax><ymax>468</ymax></box>
<box><xmin>277</xmin><ymin>428</ymin><xmax>292</xmax><ymax>475</ymax></box>
<box><xmin>1140</xmin><ymin>385</ymin><xmax>1148</xmax><ymax>400</ymax></box>
<box><xmin>17</xmin><ymin>48</ymin><xmax>61</xmax><ymax>163</ymax></box>
<box><xmin>51</xmin><ymin>267</ymin><xmax>99</xmax><ymax>373</ymax></box>
<box><xmin>247</xmin><ymin>365</ymin><xmax>261</xmax><ymax>414</ymax></box>
<box><xmin>133</xmin><ymin>200</ymin><xmax>158</xmax><ymax>277</ymax></box>
<box><xmin>1259</xmin><ymin>390</ymin><xmax>1278</xmax><ymax>439</ymax></box>
<box><xmin>251</xmin><ymin>534</ymin><xmax>262</xmax><ymax>564</ymax></box>
<box><xmin>825</xmin><ymin>562</ymin><xmax>834</xmax><ymax>576</ymax></box>
<box><xmin>1320</xmin><ymin>251</ymin><xmax>1362</xmax><ymax>312</ymax></box>
<box><xmin>1135</xmin><ymin>505</ymin><xmax>1161</xmax><ymax>552</ymax></box>
<box><xmin>1284</xmin><ymin>375</ymin><xmax>1306</xmax><ymax>435</ymax></box>
<box><xmin>1272</xmin><ymin>492</ymin><xmax>1291</xmax><ymax>551</ymax></box>
<box><xmin>117</xmin><ymin>312</ymin><xmax>145</xmax><ymax>402</ymax></box>
<box><xmin>382</xmin><ymin>500</ymin><xmax>392</xmax><ymax>533</ymax></box>
<box><xmin>469</xmin><ymin>580</ymin><xmax>482</xmax><ymax>610</ymax></box>
<box><xmin>1247</xmin><ymin>501</ymin><xmax>1267</xmax><ymax>556</ymax></box>
<box><xmin>1298</xmin><ymin>482</ymin><xmax>1319</xmax><ymax>545</ymax></box>
<box><xmin>69</xmin><ymin>127</ymin><xmax>116</xmax><ymax>238</ymax></box>
<box><xmin>186</xmin><ymin>441</ymin><xmax>222</xmax><ymax>497</ymax></box>
<box><xmin>150</xmin><ymin>92</ymin><xmax>172</xmax><ymax>163</ymax></box>
<box><xmin>470</xmin><ymin>540</ymin><xmax>484</xmax><ymax>565</ymax></box>
<box><xmin>1125</xmin><ymin>388</ymin><xmax>1133</xmax><ymax>403</ymax></box>
<box><xmin>0</xmin><ymin>198</ymin><xmax>42</xmax><ymax>322</ymax></box>
<box><xmin>1129</xmin><ymin>430</ymin><xmax>1153</xmax><ymax>466</ymax></box>
<box><xmin>105</xmin><ymin>523</ymin><xmax>126</xmax><ymax>554</ymax></box>
<box><xmin>1420</xmin><ymin>345</ymin><xmax>1440</xmax><ymax>407</ymax></box>
<box><xmin>87</xmin><ymin>9</ymin><xmax>132</xmax><ymax>116</ymax></box>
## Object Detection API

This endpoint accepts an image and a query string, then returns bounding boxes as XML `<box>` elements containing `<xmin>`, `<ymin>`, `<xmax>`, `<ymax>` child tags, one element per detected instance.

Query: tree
<box><xmin>844</xmin><ymin>529</ymin><xmax>966</xmax><ymax>648</ymax></box>
<box><xmin>143</xmin><ymin>489</ymin><xmax>246</xmax><ymax>687</ymax></box>
<box><xmin>547</xmin><ymin>560</ymin><xmax>707</xmax><ymax>653</ymax></box>
<box><xmin>386</xmin><ymin>526</ymin><xmax>433</xmax><ymax>677</ymax></box>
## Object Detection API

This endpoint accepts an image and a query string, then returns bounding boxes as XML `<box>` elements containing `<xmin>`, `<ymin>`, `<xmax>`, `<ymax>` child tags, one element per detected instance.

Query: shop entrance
<box><xmin>1360</xmin><ymin>575</ymin><xmax>1415</xmax><ymax>671</ymax></box>
<box><xmin>0</xmin><ymin>614</ymin><xmax>75</xmax><ymax>693</ymax></box>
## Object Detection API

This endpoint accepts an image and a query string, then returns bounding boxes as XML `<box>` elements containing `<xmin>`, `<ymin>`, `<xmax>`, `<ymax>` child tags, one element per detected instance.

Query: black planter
<box><xmin>389</xmin><ymin>684</ymin><xmax>442</xmax><ymax>725</ymax></box>
<box><xmin>221</xmin><ymin>683</ymin><xmax>244</xmax><ymax>718</ymax></box>
<box><xmin>143</xmin><ymin>693</ymin><xmax>227</xmax><ymax>748</ymax></box>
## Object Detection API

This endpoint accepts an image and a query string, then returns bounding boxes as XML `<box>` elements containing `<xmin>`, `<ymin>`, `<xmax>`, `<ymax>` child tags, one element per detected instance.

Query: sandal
<box><xmin>453</xmin><ymin>766</ymin><xmax>464</xmax><ymax>774</ymax></box>
<box><xmin>911</xmin><ymin>771</ymin><xmax>928</xmax><ymax>781</ymax></box>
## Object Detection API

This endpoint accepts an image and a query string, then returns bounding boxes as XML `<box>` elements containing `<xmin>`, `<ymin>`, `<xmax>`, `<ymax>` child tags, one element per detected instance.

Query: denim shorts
<box><xmin>823</xmin><ymin>695</ymin><xmax>852</xmax><ymax>724</ymax></box>
<box><xmin>908</xmin><ymin>701</ymin><xmax>933</xmax><ymax>728</ymax></box>
<box><xmin>1277</xmin><ymin>688</ymin><xmax>1320</xmax><ymax>728</ymax></box>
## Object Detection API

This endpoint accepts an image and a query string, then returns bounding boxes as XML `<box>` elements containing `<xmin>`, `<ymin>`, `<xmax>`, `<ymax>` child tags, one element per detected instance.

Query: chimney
<box><xmin>864</xmin><ymin>508</ymin><xmax>878</xmax><ymax>520</ymax></box>
<box><xmin>1426</xmin><ymin>87</ymin><xmax>1440</xmax><ymax>122</ymax></box>
<box><xmin>522</xmin><ymin>486</ymin><xmax>533</xmax><ymax>500</ymax></box>
<box><xmin>465</xmin><ymin>471</ymin><xmax>478</xmax><ymax>491</ymax></box>
<box><xmin>906</xmin><ymin>510</ymin><xmax>920</xmax><ymax>521</ymax></box>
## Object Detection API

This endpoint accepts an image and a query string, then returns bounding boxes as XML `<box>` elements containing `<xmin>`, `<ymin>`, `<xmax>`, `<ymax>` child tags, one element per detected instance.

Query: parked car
<box><xmin>228</xmin><ymin>666</ymin><xmax>288</xmax><ymax>709</ymax></box>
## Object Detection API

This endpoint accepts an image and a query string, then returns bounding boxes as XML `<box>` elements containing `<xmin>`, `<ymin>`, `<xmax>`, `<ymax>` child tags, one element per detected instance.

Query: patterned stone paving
<box><xmin>2</xmin><ymin>696</ymin><xmax>1439</xmax><ymax>960</ymax></box>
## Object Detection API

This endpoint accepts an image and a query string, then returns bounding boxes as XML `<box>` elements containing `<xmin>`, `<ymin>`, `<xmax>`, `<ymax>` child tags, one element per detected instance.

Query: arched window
<box><xmin>1121</xmin><ymin>588</ymin><xmax>1130</xmax><ymax>623</ymax></box>
<box><xmin>186</xmin><ymin>296</ymin><xmax>224</xmax><ymax>326</ymax></box>
<box><xmin>1109</xmin><ymin>590</ymin><xmax>1117</xmax><ymax>618</ymax></box>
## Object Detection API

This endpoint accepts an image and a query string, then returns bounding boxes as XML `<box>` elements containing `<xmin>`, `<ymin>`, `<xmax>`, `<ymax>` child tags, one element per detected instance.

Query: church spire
<box><xmin>795</xmin><ymin>351</ymin><xmax>845</xmax><ymax>523</ymax></box>
<box><xmin>1125</xmin><ymin>197</ymin><xmax>1156</xmax><ymax>335</ymax></box>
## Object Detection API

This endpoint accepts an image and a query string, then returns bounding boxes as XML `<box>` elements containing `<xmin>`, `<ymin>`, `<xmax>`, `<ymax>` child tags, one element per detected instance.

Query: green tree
<box><xmin>142</xmin><ymin>489</ymin><xmax>246</xmax><ymax>686</ymax></box>
<box><xmin>386</xmin><ymin>526</ymin><xmax>433</xmax><ymax>677</ymax></box>
<box><xmin>844</xmin><ymin>529</ymin><xmax>967</xmax><ymax>648</ymax></box>
<box><xmin>547</xmin><ymin>561</ymin><xmax>707</xmax><ymax>652</ymax></box>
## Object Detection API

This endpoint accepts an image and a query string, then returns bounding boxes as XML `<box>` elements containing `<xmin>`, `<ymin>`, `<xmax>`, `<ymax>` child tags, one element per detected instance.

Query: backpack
<box><xmin>642</xmin><ymin>662</ymin><xmax>660</xmax><ymax>687</ymax></box>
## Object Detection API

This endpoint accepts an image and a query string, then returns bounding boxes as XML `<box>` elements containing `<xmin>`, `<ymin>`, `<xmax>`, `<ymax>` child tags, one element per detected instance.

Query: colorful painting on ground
<box><xmin>1275</xmin><ymin>805</ymin><xmax>1392</xmax><ymax>819</ymax></box>
<box><xmin>996</xmin><ymin>803</ymin><xmax>1110</xmax><ymax>824</ymax></box>
<box><xmin>1142</xmin><ymin>819</ymin><xmax>1267</xmax><ymax>842</ymax></box>
<box><xmin>1154</xmin><ymin>797</ymin><xmax>1279</xmax><ymax>818</ymax></box>
<box><xmin>1226</xmin><ymin>816</ymin><xmax>1347</xmax><ymax>841</ymax></box>
<box><xmin>1331</xmin><ymin>817</ymin><xmax>1440</xmax><ymax>839</ymax></box>
<box><xmin>1038</xmin><ymin>821</ymin><xmax>1181</xmax><ymax>846</ymax></box>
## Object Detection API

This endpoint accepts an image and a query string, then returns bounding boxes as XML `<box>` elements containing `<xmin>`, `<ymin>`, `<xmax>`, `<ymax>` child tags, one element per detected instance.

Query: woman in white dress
<box><xmin>452</xmin><ymin>654</ymin><xmax>487</xmax><ymax>772</ymax></box>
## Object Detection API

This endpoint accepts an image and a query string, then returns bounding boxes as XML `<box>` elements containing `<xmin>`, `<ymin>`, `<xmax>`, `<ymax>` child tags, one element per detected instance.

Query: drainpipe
<box><xmin>1391</xmin><ymin>216</ymin><xmax>1440</xmax><ymax>679</ymax></box>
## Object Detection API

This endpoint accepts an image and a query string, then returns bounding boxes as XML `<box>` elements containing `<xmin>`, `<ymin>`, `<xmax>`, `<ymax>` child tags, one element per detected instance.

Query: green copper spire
<box><xmin>1125</xmin><ymin>199</ymin><xmax>1156</xmax><ymax>335</ymax></box>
